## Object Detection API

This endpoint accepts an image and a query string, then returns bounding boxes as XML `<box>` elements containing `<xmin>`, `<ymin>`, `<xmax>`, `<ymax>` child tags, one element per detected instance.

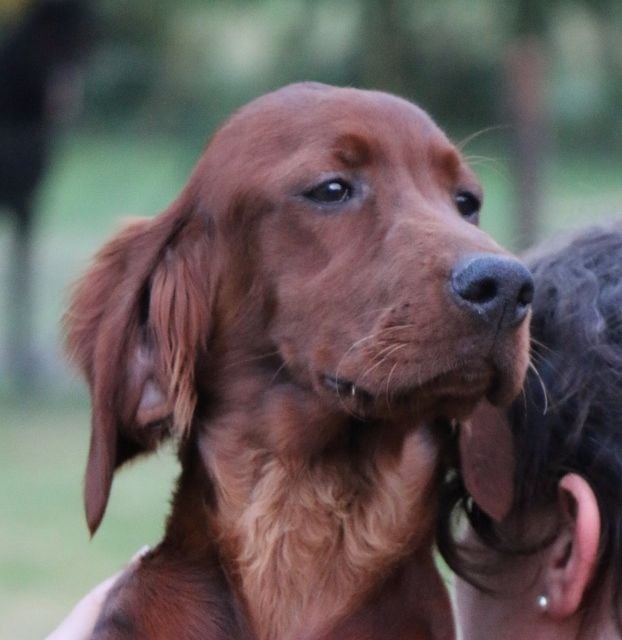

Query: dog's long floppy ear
<box><xmin>65</xmin><ymin>200</ymin><xmax>213</xmax><ymax>534</ymax></box>
<box><xmin>459</xmin><ymin>401</ymin><xmax>515</xmax><ymax>522</ymax></box>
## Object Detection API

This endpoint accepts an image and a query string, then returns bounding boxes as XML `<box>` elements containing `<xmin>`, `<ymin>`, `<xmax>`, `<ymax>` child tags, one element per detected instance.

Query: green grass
<box><xmin>0</xmin><ymin>399</ymin><xmax>179</xmax><ymax>639</ymax></box>
<box><xmin>1</xmin><ymin>130</ymin><xmax>622</xmax><ymax>637</ymax></box>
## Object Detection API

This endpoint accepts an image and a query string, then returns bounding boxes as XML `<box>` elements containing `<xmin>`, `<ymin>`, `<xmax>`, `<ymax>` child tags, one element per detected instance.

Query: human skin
<box><xmin>454</xmin><ymin>474</ymin><xmax>618</xmax><ymax>640</ymax></box>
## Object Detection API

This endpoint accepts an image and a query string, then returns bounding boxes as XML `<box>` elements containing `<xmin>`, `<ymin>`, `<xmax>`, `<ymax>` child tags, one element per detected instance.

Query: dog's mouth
<box><xmin>321</xmin><ymin>374</ymin><xmax>374</xmax><ymax>402</ymax></box>
<box><xmin>320</xmin><ymin>364</ymin><xmax>501</xmax><ymax>420</ymax></box>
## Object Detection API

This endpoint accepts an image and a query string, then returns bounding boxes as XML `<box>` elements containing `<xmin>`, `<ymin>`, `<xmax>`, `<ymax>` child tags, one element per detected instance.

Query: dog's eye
<box><xmin>304</xmin><ymin>179</ymin><xmax>352</xmax><ymax>204</ymax></box>
<box><xmin>455</xmin><ymin>191</ymin><xmax>481</xmax><ymax>220</ymax></box>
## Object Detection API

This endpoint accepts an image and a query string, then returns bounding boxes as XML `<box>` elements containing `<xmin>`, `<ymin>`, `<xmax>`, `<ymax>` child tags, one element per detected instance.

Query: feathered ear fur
<box><xmin>65</xmin><ymin>200</ymin><xmax>213</xmax><ymax>534</ymax></box>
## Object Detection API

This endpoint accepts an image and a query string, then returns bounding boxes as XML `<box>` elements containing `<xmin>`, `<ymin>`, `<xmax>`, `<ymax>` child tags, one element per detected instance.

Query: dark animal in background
<box><xmin>0</xmin><ymin>0</ymin><xmax>90</xmax><ymax>387</ymax></box>
<box><xmin>66</xmin><ymin>83</ymin><xmax>533</xmax><ymax>639</ymax></box>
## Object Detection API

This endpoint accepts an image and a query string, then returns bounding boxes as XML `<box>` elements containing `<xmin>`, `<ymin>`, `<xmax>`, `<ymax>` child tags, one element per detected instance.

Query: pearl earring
<box><xmin>537</xmin><ymin>594</ymin><xmax>549</xmax><ymax>611</ymax></box>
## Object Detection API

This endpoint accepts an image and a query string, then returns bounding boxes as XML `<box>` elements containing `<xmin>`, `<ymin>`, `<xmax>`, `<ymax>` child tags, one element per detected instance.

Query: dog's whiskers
<box><xmin>356</xmin><ymin>343</ymin><xmax>407</xmax><ymax>391</ymax></box>
<box><xmin>456</xmin><ymin>124</ymin><xmax>509</xmax><ymax>151</ymax></box>
<box><xmin>529</xmin><ymin>336</ymin><xmax>554</xmax><ymax>356</ymax></box>
<box><xmin>336</xmin><ymin>334</ymin><xmax>376</xmax><ymax>370</ymax></box>
<box><xmin>269</xmin><ymin>360</ymin><xmax>289</xmax><ymax>387</ymax></box>
<box><xmin>528</xmin><ymin>358</ymin><xmax>549</xmax><ymax>415</ymax></box>
<box><xmin>384</xmin><ymin>359</ymin><xmax>402</xmax><ymax>411</ymax></box>
<box><xmin>224</xmin><ymin>349</ymin><xmax>282</xmax><ymax>371</ymax></box>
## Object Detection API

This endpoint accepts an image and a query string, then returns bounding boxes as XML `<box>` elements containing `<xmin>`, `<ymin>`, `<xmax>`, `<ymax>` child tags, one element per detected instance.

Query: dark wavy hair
<box><xmin>438</xmin><ymin>223</ymin><xmax>622</xmax><ymax>626</ymax></box>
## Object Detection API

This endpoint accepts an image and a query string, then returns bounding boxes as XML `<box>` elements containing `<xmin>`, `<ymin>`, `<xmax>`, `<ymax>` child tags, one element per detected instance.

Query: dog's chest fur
<box><xmin>205</xmin><ymin>424</ymin><xmax>441</xmax><ymax>640</ymax></box>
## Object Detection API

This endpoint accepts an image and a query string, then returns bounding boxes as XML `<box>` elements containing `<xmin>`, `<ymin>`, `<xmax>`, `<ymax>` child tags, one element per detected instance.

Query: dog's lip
<box><xmin>433</xmin><ymin>415</ymin><xmax>460</xmax><ymax>431</ymax></box>
<box><xmin>320</xmin><ymin>363</ymin><xmax>498</xmax><ymax>416</ymax></box>
<box><xmin>321</xmin><ymin>374</ymin><xmax>374</xmax><ymax>401</ymax></box>
<box><xmin>321</xmin><ymin>367</ymin><xmax>490</xmax><ymax>403</ymax></box>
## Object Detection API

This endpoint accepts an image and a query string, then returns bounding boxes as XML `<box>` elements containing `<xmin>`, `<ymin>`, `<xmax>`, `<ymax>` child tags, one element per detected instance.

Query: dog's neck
<box><xmin>183</xmin><ymin>365</ymin><xmax>446</xmax><ymax>640</ymax></box>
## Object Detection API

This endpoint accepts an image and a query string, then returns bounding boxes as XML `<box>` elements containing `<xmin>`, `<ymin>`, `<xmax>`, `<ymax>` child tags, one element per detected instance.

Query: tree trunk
<box><xmin>504</xmin><ymin>36</ymin><xmax>548</xmax><ymax>249</ymax></box>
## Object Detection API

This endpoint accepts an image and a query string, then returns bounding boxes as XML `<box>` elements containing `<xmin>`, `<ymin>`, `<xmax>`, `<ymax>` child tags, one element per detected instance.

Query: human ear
<box><xmin>544</xmin><ymin>473</ymin><xmax>601</xmax><ymax>620</ymax></box>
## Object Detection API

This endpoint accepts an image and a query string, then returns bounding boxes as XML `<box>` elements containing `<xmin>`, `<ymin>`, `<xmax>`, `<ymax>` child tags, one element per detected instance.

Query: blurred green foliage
<box><xmin>77</xmin><ymin>0</ymin><xmax>622</xmax><ymax>149</ymax></box>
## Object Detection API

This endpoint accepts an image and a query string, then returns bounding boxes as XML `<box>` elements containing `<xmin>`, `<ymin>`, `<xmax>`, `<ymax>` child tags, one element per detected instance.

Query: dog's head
<box><xmin>66</xmin><ymin>83</ymin><xmax>531</xmax><ymax>533</ymax></box>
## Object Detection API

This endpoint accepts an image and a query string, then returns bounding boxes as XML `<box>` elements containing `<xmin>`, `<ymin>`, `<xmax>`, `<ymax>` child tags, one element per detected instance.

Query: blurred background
<box><xmin>0</xmin><ymin>0</ymin><xmax>620</xmax><ymax>636</ymax></box>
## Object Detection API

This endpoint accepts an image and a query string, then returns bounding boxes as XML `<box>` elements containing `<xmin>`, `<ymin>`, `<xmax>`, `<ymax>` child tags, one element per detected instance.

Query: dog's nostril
<box><xmin>518</xmin><ymin>280</ymin><xmax>535</xmax><ymax>306</ymax></box>
<box><xmin>460</xmin><ymin>277</ymin><xmax>498</xmax><ymax>305</ymax></box>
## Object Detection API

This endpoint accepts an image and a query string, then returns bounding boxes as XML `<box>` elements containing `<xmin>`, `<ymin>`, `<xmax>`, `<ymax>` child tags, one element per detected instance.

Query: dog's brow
<box><xmin>434</xmin><ymin>147</ymin><xmax>464</xmax><ymax>182</ymax></box>
<box><xmin>332</xmin><ymin>133</ymin><xmax>374</xmax><ymax>168</ymax></box>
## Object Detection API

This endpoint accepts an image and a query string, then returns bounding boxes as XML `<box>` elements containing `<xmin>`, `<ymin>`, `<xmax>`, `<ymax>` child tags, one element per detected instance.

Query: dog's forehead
<box><xmin>194</xmin><ymin>84</ymin><xmax>474</xmax><ymax>207</ymax></box>
<box><xmin>220</xmin><ymin>83</ymin><xmax>454</xmax><ymax>161</ymax></box>
<box><xmin>252</xmin><ymin>83</ymin><xmax>434</xmax><ymax>126</ymax></box>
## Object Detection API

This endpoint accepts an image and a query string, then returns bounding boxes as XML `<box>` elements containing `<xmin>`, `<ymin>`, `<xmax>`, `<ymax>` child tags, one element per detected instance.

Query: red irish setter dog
<box><xmin>65</xmin><ymin>83</ymin><xmax>532</xmax><ymax>639</ymax></box>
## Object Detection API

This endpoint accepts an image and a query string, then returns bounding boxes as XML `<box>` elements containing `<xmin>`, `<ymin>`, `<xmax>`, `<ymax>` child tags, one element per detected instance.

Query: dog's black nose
<box><xmin>450</xmin><ymin>254</ymin><xmax>534</xmax><ymax>328</ymax></box>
